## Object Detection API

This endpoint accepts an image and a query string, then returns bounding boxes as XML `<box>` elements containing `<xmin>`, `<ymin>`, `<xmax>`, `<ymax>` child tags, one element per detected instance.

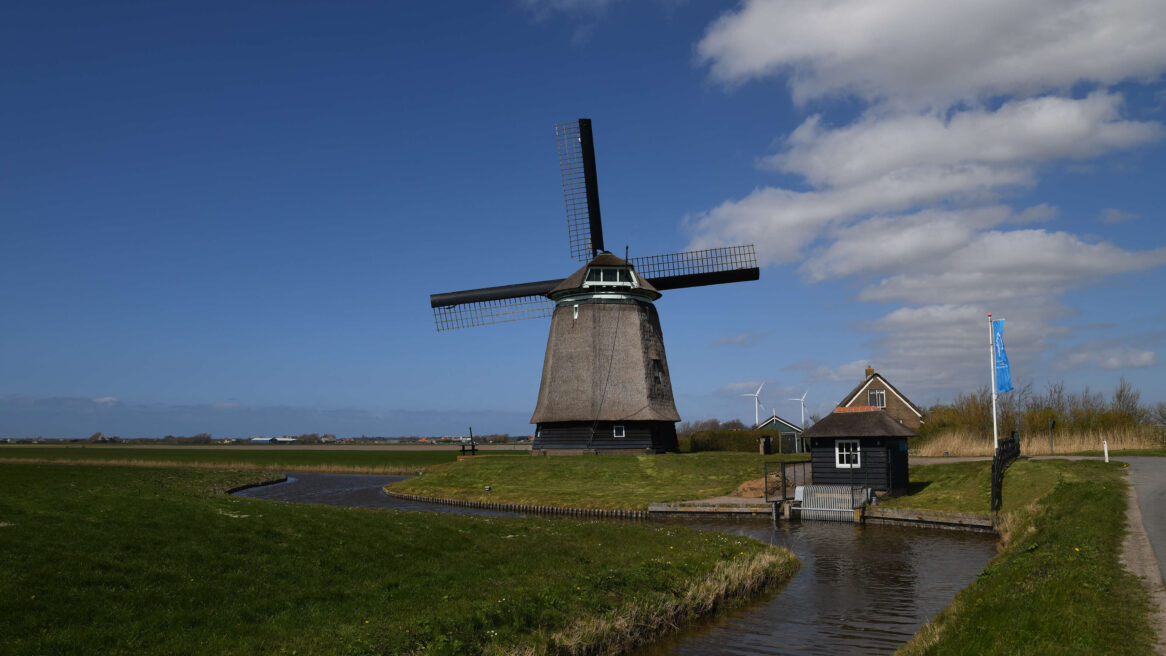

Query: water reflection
<box><xmin>234</xmin><ymin>473</ymin><xmax>996</xmax><ymax>656</ymax></box>
<box><xmin>232</xmin><ymin>472</ymin><xmax>521</xmax><ymax>517</ymax></box>
<box><xmin>635</xmin><ymin>519</ymin><xmax>994</xmax><ymax>656</ymax></box>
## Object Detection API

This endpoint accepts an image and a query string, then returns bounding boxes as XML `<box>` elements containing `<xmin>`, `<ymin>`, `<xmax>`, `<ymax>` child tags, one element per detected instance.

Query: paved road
<box><xmin>1124</xmin><ymin>457</ymin><xmax>1166</xmax><ymax>587</ymax></box>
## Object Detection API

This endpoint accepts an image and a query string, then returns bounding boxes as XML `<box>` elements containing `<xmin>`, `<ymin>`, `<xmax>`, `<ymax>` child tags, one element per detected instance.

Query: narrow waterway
<box><xmin>235</xmin><ymin>473</ymin><xmax>996</xmax><ymax>655</ymax></box>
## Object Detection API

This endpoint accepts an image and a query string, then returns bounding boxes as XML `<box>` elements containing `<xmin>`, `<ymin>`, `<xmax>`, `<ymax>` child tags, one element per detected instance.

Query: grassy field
<box><xmin>0</xmin><ymin>462</ymin><xmax>798</xmax><ymax>655</ymax></box>
<box><xmin>0</xmin><ymin>445</ymin><xmax>527</xmax><ymax>474</ymax></box>
<box><xmin>387</xmin><ymin>452</ymin><xmax>808</xmax><ymax>510</ymax></box>
<box><xmin>896</xmin><ymin>459</ymin><xmax>1157</xmax><ymax>655</ymax></box>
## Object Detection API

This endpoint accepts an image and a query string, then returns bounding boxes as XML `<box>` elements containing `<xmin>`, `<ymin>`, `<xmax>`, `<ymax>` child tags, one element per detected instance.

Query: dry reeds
<box><xmin>913</xmin><ymin>426</ymin><xmax>1165</xmax><ymax>457</ymax></box>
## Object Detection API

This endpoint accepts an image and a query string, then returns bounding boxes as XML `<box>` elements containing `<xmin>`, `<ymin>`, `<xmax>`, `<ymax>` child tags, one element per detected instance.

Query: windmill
<box><xmin>741</xmin><ymin>382</ymin><xmax>764</xmax><ymax>428</ymax></box>
<box><xmin>429</xmin><ymin>119</ymin><xmax>760</xmax><ymax>453</ymax></box>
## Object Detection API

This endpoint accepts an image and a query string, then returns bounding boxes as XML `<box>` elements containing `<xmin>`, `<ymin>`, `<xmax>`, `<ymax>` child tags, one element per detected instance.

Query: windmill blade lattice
<box><xmin>432</xmin><ymin>294</ymin><xmax>555</xmax><ymax>331</ymax></box>
<box><xmin>631</xmin><ymin>245</ymin><xmax>759</xmax><ymax>290</ymax></box>
<box><xmin>555</xmin><ymin>119</ymin><xmax>604</xmax><ymax>262</ymax></box>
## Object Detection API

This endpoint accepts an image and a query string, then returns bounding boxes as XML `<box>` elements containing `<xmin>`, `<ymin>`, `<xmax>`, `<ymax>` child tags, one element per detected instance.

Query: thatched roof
<box><xmin>801</xmin><ymin>409</ymin><xmax>917</xmax><ymax>439</ymax></box>
<box><xmin>548</xmin><ymin>253</ymin><xmax>660</xmax><ymax>299</ymax></box>
<box><xmin>530</xmin><ymin>300</ymin><xmax>679</xmax><ymax>424</ymax></box>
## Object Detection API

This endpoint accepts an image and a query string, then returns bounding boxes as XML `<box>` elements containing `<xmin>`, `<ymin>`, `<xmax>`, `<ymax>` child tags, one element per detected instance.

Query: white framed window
<box><xmin>868</xmin><ymin>389</ymin><xmax>886</xmax><ymax>408</ymax></box>
<box><xmin>835</xmin><ymin>440</ymin><xmax>860</xmax><ymax>468</ymax></box>
<box><xmin>584</xmin><ymin>267</ymin><xmax>635</xmax><ymax>287</ymax></box>
<box><xmin>613</xmin><ymin>425</ymin><xmax>625</xmax><ymax>438</ymax></box>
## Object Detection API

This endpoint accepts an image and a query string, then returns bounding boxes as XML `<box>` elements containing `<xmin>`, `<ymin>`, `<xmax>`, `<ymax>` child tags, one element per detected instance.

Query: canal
<box><xmin>235</xmin><ymin>473</ymin><xmax>996</xmax><ymax>655</ymax></box>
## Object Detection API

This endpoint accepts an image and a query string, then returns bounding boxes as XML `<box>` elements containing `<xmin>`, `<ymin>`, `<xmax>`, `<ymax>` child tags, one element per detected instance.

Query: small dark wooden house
<box><xmin>802</xmin><ymin>407</ymin><xmax>913</xmax><ymax>494</ymax></box>
<box><xmin>756</xmin><ymin>413</ymin><xmax>804</xmax><ymax>452</ymax></box>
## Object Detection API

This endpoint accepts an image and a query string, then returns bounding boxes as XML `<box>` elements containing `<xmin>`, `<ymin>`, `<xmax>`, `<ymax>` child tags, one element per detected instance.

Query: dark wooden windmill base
<box><xmin>532</xmin><ymin>421</ymin><xmax>678</xmax><ymax>454</ymax></box>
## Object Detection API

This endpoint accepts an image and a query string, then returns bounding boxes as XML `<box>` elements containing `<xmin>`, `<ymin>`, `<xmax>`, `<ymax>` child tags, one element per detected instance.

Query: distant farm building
<box><xmin>839</xmin><ymin>366</ymin><xmax>925</xmax><ymax>429</ymax></box>
<box><xmin>756</xmin><ymin>413</ymin><xmax>804</xmax><ymax>452</ymax></box>
<box><xmin>802</xmin><ymin>407</ymin><xmax>913</xmax><ymax>494</ymax></box>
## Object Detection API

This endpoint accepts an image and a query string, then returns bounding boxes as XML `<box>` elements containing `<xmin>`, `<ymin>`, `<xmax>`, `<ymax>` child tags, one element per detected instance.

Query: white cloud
<box><xmin>1100</xmin><ymin>208</ymin><xmax>1140</xmax><ymax>223</ymax></box>
<box><xmin>689</xmin><ymin>0</ymin><xmax>1166</xmax><ymax>397</ymax></box>
<box><xmin>1015</xmin><ymin>204</ymin><xmax>1058</xmax><ymax>224</ymax></box>
<box><xmin>765</xmin><ymin>93</ymin><xmax>1162</xmax><ymax>188</ymax></box>
<box><xmin>687</xmin><ymin>165</ymin><xmax>1030</xmax><ymax>264</ymax></box>
<box><xmin>800</xmin><ymin>207</ymin><xmax>1011</xmax><ymax>282</ymax></box>
<box><xmin>785</xmin><ymin>359</ymin><xmax>870</xmax><ymax>384</ymax></box>
<box><xmin>688</xmin><ymin>95</ymin><xmax>1161</xmax><ymax>267</ymax></box>
<box><xmin>858</xmin><ymin>230</ymin><xmax>1166</xmax><ymax>304</ymax></box>
<box><xmin>92</xmin><ymin>396</ymin><xmax>119</xmax><ymax>404</ymax></box>
<box><xmin>698</xmin><ymin>0</ymin><xmax>1166</xmax><ymax>108</ymax></box>
<box><xmin>1062</xmin><ymin>345</ymin><xmax>1158</xmax><ymax>370</ymax></box>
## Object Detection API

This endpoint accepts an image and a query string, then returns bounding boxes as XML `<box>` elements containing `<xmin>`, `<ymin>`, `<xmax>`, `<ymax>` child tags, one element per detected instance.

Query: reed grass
<box><xmin>912</xmin><ymin>426</ymin><xmax>1165</xmax><ymax>457</ymax></box>
<box><xmin>512</xmin><ymin>550</ymin><xmax>798</xmax><ymax>656</ymax></box>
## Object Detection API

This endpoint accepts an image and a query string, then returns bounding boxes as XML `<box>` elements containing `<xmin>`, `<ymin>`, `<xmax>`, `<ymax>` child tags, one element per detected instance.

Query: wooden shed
<box><xmin>801</xmin><ymin>407</ymin><xmax>913</xmax><ymax>494</ymax></box>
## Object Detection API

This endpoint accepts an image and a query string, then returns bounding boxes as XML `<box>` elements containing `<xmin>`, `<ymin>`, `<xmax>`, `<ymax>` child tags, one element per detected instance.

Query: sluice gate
<box><xmin>798</xmin><ymin>484</ymin><xmax>870</xmax><ymax>522</ymax></box>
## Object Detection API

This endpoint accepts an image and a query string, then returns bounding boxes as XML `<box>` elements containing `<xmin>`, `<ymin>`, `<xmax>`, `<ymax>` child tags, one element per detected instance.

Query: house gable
<box><xmin>756</xmin><ymin>414</ymin><xmax>802</xmax><ymax>434</ymax></box>
<box><xmin>838</xmin><ymin>368</ymin><xmax>924</xmax><ymax>430</ymax></box>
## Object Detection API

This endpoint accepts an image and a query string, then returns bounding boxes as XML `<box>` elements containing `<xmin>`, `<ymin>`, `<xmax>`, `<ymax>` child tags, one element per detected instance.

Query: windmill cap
<box><xmin>548</xmin><ymin>253</ymin><xmax>661</xmax><ymax>300</ymax></box>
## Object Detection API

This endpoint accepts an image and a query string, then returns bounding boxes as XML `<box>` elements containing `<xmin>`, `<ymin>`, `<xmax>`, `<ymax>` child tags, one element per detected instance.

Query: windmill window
<box><xmin>651</xmin><ymin>359</ymin><xmax>664</xmax><ymax>385</ymax></box>
<box><xmin>835</xmin><ymin>440</ymin><xmax>860</xmax><ymax>468</ymax></box>
<box><xmin>613</xmin><ymin>425</ymin><xmax>625</xmax><ymax>438</ymax></box>
<box><xmin>868</xmin><ymin>389</ymin><xmax>886</xmax><ymax>408</ymax></box>
<box><xmin>584</xmin><ymin>267</ymin><xmax>633</xmax><ymax>286</ymax></box>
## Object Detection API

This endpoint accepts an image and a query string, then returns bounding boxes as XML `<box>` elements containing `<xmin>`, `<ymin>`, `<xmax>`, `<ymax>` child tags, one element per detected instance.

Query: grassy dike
<box><xmin>894</xmin><ymin>459</ymin><xmax>1157</xmax><ymax>655</ymax></box>
<box><xmin>386</xmin><ymin>453</ymin><xmax>807</xmax><ymax>511</ymax></box>
<box><xmin>0</xmin><ymin>445</ymin><xmax>524</xmax><ymax>475</ymax></box>
<box><xmin>0</xmin><ymin>462</ymin><xmax>798</xmax><ymax>655</ymax></box>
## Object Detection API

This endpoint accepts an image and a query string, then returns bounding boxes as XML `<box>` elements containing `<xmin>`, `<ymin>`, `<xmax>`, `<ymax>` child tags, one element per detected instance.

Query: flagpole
<box><xmin>989</xmin><ymin>313</ymin><xmax>999</xmax><ymax>452</ymax></box>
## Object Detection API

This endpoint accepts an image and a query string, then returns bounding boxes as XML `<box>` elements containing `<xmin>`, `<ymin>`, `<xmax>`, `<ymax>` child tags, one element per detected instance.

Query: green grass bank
<box><xmin>894</xmin><ymin>459</ymin><xmax>1157</xmax><ymax>655</ymax></box>
<box><xmin>386</xmin><ymin>452</ymin><xmax>808</xmax><ymax>511</ymax></box>
<box><xmin>0</xmin><ymin>462</ymin><xmax>798</xmax><ymax>655</ymax></box>
<box><xmin>0</xmin><ymin>445</ymin><xmax>527</xmax><ymax>474</ymax></box>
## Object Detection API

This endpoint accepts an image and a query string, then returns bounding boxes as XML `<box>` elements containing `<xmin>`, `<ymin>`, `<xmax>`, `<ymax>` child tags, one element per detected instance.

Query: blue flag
<box><xmin>993</xmin><ymin>319</ymin><xmax>1013</xmax><ymax>394</ymax></box>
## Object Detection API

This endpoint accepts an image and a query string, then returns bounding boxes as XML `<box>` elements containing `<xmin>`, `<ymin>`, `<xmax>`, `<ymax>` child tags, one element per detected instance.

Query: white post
<box><xmin>989</xmin><ymin>313</ymin><xmax>999</xmax><ymax>452</ymax></box>
<box><xmin>1103</xmin><ymin>440</ymin><xmax>1110</xmax><ymax>463</ymax></box>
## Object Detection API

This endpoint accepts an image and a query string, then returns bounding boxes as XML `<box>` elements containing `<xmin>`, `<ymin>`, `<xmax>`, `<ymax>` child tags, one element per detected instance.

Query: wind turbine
<box><xmin>788</xmin><ymin>390</ymin><xmax>808</xmax><ymax>428</ymax></box>
<box><xmin>742</xmin><ymin>382</ymin><xmax>764</xmax><ymax>428</ymax></box>
<box><xmin>788</xmin><ymin>389</ymin><xmax>808</xmax><ymax>453</ymax></box>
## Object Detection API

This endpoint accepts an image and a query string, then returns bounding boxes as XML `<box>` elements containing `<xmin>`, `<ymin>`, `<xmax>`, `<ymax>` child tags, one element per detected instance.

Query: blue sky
<box><xmin>3</xmin><ymin>0</ymin><xmax>1165</xmax><ymax>438</ymax></box>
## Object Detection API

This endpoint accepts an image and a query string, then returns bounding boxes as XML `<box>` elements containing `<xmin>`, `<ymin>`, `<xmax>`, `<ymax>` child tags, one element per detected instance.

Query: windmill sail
<box><xmin>430</xmin><ymin>280</ymin><xmax>559</xmax><ymax>331</ymax></box>
<box><xmin>429</xmin><ymin>246</ymin><xmax>759</xmax><ymax>330</ymax></box>
<box><xmin>556</xmin><ymin>119</ymin><xmax>604</xmax><ymax>261</ymax></box>
<box><xmin>630</xmin><ymin>245</ymin><xmax>759</xmax><ymax>290</ymax></box>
